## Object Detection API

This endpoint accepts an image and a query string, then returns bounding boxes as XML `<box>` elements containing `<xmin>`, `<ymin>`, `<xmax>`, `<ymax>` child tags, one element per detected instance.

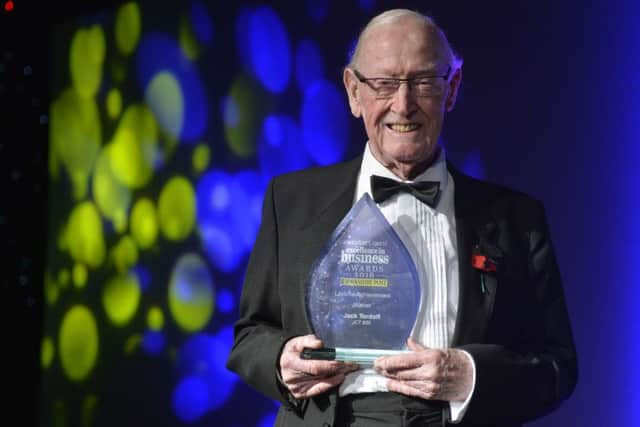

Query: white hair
<box><xmin>348</xmin><ymin>9</ymin><xmax>463</xmax><ymax>71</ymax></box>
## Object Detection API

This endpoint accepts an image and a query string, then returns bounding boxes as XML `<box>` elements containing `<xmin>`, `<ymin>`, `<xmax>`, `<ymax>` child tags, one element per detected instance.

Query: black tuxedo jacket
<box><xmin>227</xmin><ymin>156</ymin><xmax>577</xmax><ymax>426</ymax></box>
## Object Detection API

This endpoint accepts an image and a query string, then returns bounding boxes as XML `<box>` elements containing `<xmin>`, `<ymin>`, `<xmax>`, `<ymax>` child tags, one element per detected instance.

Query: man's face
<box><xmin>344</xmin><ymin>18</ymin><xmax>461</xmax><ymax>179</ymax></box>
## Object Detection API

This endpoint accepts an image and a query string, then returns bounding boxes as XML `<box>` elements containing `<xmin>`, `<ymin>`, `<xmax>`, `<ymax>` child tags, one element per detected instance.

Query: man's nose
<box><xmin>391</xmin><ymin>83</ymin><xmax>417</xmax><ymax>116</ymax></box>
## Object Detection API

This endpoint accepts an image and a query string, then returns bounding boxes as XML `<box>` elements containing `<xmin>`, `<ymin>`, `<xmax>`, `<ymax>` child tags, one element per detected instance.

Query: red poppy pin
<box><xmin>472</xmin><ymin>243</ymin><xmax>502</xmax><ymax>294</ymax></box>
<box><xmin>471</xmin><ymin>252</ymin><xmax>498</xmax><ymax>273</ymax></box>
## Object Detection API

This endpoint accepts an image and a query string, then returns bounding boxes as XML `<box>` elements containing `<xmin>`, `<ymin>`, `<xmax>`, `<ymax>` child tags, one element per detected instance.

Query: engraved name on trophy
<box><xmin>302</xmin><ymin>193</ymin><xmax>421</xmax><ymax>366</ymax></box>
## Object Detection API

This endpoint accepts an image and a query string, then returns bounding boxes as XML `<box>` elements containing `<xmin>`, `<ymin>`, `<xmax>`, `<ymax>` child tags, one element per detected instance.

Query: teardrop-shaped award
<box><xmin>304</xmin><ymin>193</ymin><xmax>421</xmax><ymax>365</ymax></box>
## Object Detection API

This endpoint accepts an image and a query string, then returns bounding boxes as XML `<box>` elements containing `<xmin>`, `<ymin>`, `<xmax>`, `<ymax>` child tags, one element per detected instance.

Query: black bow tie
<box><xmin>370</xmin><ymin>175</ymin><xmax>440</xmax><ymax>207</ymax></box>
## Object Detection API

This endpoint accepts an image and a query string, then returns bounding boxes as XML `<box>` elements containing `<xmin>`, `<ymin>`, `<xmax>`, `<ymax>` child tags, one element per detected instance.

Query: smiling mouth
<box><xmin>386</xmin><ymin>123</ymin><xmax>421</xmax><ymax>133</ymax></box>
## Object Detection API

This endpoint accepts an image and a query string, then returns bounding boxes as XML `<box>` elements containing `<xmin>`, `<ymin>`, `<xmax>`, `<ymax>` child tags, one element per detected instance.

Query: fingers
<box><xmin>374</xmin><ymin>348</ymin><xmax>447</xmax><ymax>375</ymax></box>
<box><xmin>383</xmin><ymin>364</ymin><xmax>444</xmax><ymax>382</ymax></box>
<box><xmin>284</xmin><ymin>334</ymin><xmax>323</xmax><ymax>353</ymax></box>
<box><xmin>386</xmin><ymin>374</ymin><xmax>468</xmax><ymax>401</ymax></box>
<box><xmin>288</xmin><ymin>372</ymin><xmax>348</xmax><ymax>399</ymax></box>
<box><xmin>279</xmin><ymin>335</ymin><xmax>358</xmax><ymax>399</ymax></box>
<box><xmin>280</xmin><ymin>335</ymin><xmax>335</xmax><ymax>378</ymax></box>
<box><xmin>386</xmin><ymin>378</ymin><xmax>442</xmax><ymax>400</ymax></box>
<box><xmin>374</xmin><ymin>346</ymin><xmax>473</xmax><ymax>401</ymax></box>
<box><xmin>282</xmin><ymin>359</ymin><xmax>355</xmax><ymax>384</ymax></box>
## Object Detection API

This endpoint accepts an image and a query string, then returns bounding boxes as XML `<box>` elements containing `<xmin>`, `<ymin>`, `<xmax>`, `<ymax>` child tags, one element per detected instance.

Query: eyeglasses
<box><xmin>351</xmin><ymin>66</ymin><xmax>451</xmax><ymax>99</ymax></box>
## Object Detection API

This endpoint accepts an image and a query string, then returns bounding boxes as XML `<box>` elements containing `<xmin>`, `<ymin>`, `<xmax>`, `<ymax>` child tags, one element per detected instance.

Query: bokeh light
<box><xmin>142</xmin><ymin>330</ymin><xmax>166</xmax><ymax>354</ymax></box>
<box><xmin>69</xmin><ymin>25</ymin><xmax>105</xmax><ymax>98</ymax></box>
<box><xmin>111</xmin><ymin>236</ymin><xmax>139</xmax><ymax>274</ymax></box>
<box><xmin>136</xmin><ymin>33</ymin><xmax>208</xmax><ymax>142</ymax></box>
<box><xmin>158</xmin><ymin>176</ymin><xmax>196</xmax><ymax>242</ymax></box>
<box><xmin>49</xmin><ymin>88</ymin><xmax>102</xmax><ymax>198</ymax></box>
<box><xmin>130</xmin><ymin>198</ymin><xmax>159</xmax><ymax>249</ymax></box>
<box><xmin>114</xmin><ymin>2</ymin><xmax>141</xmax><ymax>56</ymax></box>
<box><xmin>72</xmin><ymin>263</ymin><xmax>88</xmax><ymax>289</ymax></box>
<box><xmin>132</xmin><ymin>264</ymin><xmax>152</xmax><ymax>292</ymax></box>
<box><xmin>189</xmin><ymin>1</ymin><xmax>214</xmax><ymax>45</ymax></box>
<box><xmin>144</xmin><ymin>71</ymin><xmax>185</xmax><ymax>140</ymax></box>
<box><xmin>59</xmin><ymin>305</ymin><xmax>99</xmax><ymax>382</ymax></box>
<box><xmin>102</xmin><ymin>273</ymin><xmax>141</xmax><ymax>327</ymax></box>
<box><xmin>301</xmin><ymin>79</ymin><xmax>349</xmax><ymax>165</ymax></box>
<box><xmin>175</xmin><ymin>326</ymin><xmax>238</xmax><ymax>412</ymax></box>
<box><xmin>196</xmin><ymin>170</ymin><xmax>248</xmax><ymax>272</ymax></box>
<box><xmin>172</xmin><ymin>376</ymin><xmax>209</xmax><ymax>423</ymax></box>
<box><xmin>124</xmin><ymin>334</ymin><xmax>142</xmax><ymax>354</ymax></box>
<box><xmin>147</xmin><ymin>306</ymin><xmax>164</xmax><ymax>330</ymax></box>
<box><xmin>216</xmin><ymin>288</ymin><xmax>235</xmax><ymax>314</ymax></box>
<box><xmin>295</xmin><ymin>39</ymin><xmax>324</xmax><ymax>93</ymax></box>
<box><xmin>230</xmin><ymin>170</ymin><xmax>267</xmax><ymax>249</ymax></box>
<box><xmin>192</xmin><ymin>143</ymin><xmax>211</xmax><ymax>174</ymax></box>
<box><xmin>44</xmin><ymin>272</ymin><xmax>59</xmax><ymax>306</ymax></box>
<box><xmin>44</xmin><ymin>2</ymin><xmax>363</xmax><ymax>425</ymax></box>
<box><xmin>179</xmin><ymin>14</ymin><xmax>201</xmax><ymax>60</ymax></box>
<box><xmin>106</xmin><ymin>88</ymin><xmax>123</xmax><ymax>119</ymax></box>
<box><xmin>109</xmin><ymin>104</ymin><xmax>159</xmax><ymax>190</ymax></box>
<box><xmin>223</xmin><ymin>76</ymin><xmax>270</xmax><ymax>158</ymax></box>
<box><xmin>57</xmin><ymin>268</ymin><xmax>70</xmax><ymax>288</ymax></box>
<box><xmin>168</xmin><ymin>253</ymin><xmax>214</xmax><ymax>332</ymax></box>
<box><xmin>41</xmin><ymin>336</ymin><xmax>55</xmax><ymax>369</ymax></box>
<box><xmin>234</xmin><ymin>7</ymin><xmax>253</xmax><ymax>69</ymax></box>
<box><xmin>66</xmin><ymin>202</ymin><xmax>106</xmax><ymax>269</ymax></box>
<box><xmin>248</xmin><ymin>7</ymin><xmax>291</xmax><ymax>94</ymax></box>
<box><xmin>93</xmin><ymin>145</ymin><xmax>132</xmax><ymax>232</ymax></box>
<box><xmin>258</xmin><ymin>114</ymin><xmax>311</xmax><ymax>180</ymax></box>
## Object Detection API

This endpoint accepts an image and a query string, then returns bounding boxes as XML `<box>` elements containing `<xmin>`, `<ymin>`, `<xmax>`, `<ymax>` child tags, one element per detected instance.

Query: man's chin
<box><xmin>386</xmin><ymin>145</ymin><xmax>437</xmax><ymax>165</ymax></box>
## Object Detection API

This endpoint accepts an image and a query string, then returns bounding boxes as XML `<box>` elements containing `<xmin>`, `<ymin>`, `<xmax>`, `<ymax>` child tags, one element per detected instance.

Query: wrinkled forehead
<box><xmin>357</xmin><ymin>20</ymin><xmax>451</xmax><ymax>73</ymax></box>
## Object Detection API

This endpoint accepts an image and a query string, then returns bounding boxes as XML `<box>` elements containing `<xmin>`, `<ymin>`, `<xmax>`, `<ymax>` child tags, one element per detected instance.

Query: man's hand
<box><xmin>279</xmin><ymin>334</ymin><xmax>359</xmax><ymax>399</ymax></box>
<box><xmin>374</xmin><ymin>338</ymin><xmax>473</xmax><ymax>402</ymax></box>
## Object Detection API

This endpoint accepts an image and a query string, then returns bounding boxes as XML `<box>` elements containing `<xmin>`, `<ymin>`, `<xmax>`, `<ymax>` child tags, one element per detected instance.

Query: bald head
<box><xmin>348</xmin><ymin>9</ymin><xmax>461</xmax><ymax>71</ymax></box>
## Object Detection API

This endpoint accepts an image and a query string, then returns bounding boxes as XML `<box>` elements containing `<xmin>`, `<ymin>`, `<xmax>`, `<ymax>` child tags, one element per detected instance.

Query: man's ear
<box><xmin>445</xmin><ymin>67</ymin><xmax>462</xmax><ymax>112</ymax></box>
<box><xmin>343</xmin><ymin>68</ymin><xmax>362</xmax><ymax>118</ymax></box>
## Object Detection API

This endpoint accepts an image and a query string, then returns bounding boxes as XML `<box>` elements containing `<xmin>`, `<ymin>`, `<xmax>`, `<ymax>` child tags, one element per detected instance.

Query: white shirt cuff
<box><xmin>448</xmin><ymin>350</ymin><xmax>476</xmax><ymax>423</ymax></box>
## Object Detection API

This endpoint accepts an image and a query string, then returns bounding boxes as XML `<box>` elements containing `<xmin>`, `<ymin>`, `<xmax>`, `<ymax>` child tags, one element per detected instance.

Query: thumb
<box><xmin>289</xmin><ymin>334</ymin><xmax>323</xmax><ymax>352</ymax></box>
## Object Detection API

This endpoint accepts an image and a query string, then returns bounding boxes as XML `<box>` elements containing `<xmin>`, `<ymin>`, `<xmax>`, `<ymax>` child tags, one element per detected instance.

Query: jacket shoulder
<box><xmin>450</xmin><ymin>165</ymin><xmax>548</xmax><ymax>229</ymax></box>
<box><xmin>271</xmin><ymin>156</ymin><xmax>361</xmax><ymax>192</ymax></box>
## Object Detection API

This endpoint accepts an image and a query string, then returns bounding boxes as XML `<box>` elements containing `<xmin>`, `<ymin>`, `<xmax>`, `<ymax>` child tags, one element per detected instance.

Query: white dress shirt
<box><xmin>338</xmin><ymin>143</ymin><xmax>476</xmax><ymax>422</ymax></box>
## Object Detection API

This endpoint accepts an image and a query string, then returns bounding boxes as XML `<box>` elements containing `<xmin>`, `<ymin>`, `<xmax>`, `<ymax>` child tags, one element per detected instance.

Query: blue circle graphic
<box><xmin>172</xmin><ymin>375</ymin><xmax>210</xmax><ymax>423</ymax></box>
<box><xmin>295</xmin><ymin>39</ymin><xmax>324</xmax><ymax>94</ymax></box>
<box><xmin>302</xmin><ymin>80</ymin><xmax>349</xmax><ymax>165</ymax></box>
<box><xmin>248</xmin><ymin>7</ymin><xmax>291</xmax><ymax>93</ymax></box>
<box><xmin>136</xmin><ymin>33</ymin><xmax>208</xmax><ymax>142</ymax></box>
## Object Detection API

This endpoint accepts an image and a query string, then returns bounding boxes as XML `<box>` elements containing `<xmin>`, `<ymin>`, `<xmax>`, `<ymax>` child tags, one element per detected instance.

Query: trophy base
<box><xmin>301</xmin><ymin>347</ymin><xmax>411</xmax><ymax>367</ymax></box>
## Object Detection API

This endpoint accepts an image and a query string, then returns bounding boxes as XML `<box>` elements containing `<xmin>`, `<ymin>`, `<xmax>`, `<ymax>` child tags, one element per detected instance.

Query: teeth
<box><xmin>388</xmin><ymin>123</ymin><xmax>420</xmax><ymax>132</ymax></box>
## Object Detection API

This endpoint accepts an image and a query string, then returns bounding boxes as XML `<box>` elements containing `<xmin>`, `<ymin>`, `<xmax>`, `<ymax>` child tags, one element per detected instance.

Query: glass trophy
<box><xmin>303</xmin><ymin>193</ymin><xmax>421</xmax><ymax>366</ymax></box>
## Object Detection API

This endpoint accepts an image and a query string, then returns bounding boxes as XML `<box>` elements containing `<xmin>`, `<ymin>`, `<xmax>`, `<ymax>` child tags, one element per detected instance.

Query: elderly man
<box><xmin>227</xmin><ymin>9</ymin><xmax>577</xmax><ymax>427</ymax></box>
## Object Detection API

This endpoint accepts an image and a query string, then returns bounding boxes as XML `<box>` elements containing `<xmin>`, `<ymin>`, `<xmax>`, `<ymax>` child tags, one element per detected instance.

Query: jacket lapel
<box><xmin>298</xmin><ymin>157</ymin><xmax>362</xmax><ymax>235</ymax></box>
<box><xmin>295</xmin><ymin>157</ymin><xmax>362</xmax><ymax>332</ymax></box>
<box><xmin>449</xmin><ymin>166</ymin><xmax>498</xmax><ymax>346</ymax></box>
